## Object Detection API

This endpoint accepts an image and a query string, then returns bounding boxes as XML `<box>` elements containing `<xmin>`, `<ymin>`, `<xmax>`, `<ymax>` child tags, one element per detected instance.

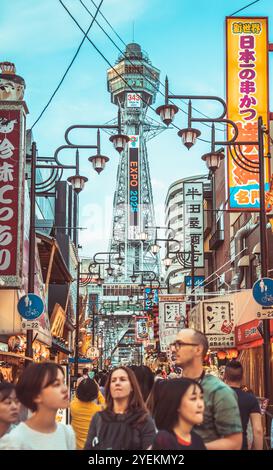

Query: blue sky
<box><xmin>1</xmin><ymin>0</ymin><xmax>273</xmax><ymax>256</ymax></box>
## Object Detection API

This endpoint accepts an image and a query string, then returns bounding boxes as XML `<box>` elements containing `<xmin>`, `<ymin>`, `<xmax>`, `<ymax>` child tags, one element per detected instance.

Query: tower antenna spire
<box><xmin>132</xmin><ymin>21</ymin><xmax>135</xmax><ymax>42</ymax></box>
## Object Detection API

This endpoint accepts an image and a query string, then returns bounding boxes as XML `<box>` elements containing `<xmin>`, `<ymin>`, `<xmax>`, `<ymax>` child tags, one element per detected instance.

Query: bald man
<box><xmin>172</xmin><ymin>328</ymin><xmax>242</xmax><ymax>450</ymax></box>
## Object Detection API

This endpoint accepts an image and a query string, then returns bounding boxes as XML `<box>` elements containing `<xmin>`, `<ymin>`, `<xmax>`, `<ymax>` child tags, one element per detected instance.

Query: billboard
<box><xmin>128</xmin><ymin>135</ymin><xmax>140</xmax><ymax>239</ymax></box>
<box><xmin>226</xmin><ymin>17</ymin><xmax>269</xmax><ymax>210</ymax></box>
<box><xmin>0</xmin><ymin>104</ymin><xmax>26</xmax><ymax>287</ymax></box>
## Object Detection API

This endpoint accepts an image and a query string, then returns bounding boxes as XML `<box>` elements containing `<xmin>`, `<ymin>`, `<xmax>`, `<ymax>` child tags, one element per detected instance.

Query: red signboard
<box><xmin>235</xmin><ymin>319</ymin><xmax>273</xmax><ymax>346</ymax></box>
<box><xmin>0</xmin><ymin>104</ymin><xmax>26</xmax><ymax>287</ymax></box>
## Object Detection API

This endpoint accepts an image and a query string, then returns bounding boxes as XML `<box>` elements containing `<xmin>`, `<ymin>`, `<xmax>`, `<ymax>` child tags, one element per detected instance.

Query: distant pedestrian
<box><xmin>70</xmin><ymin>378</ymin><xmax>105</xmax><ymax>449</ymax></box>
<box><xmin>0</xmin><ymin>362</ymin><xmax>75</xmax><ymax>450</ymax></box>
<box><xmin>76</xmin><ymin>368</ymin><xmax>89</xmax><ymax>387</ymax></box>
<box><xmin>152</xmin><ymin>378</ymin><xmax>206</xmax><ymax>450</ymax></box>
<box><xmin>84</xmin><ymin>366</ymin><xmax>156</xmax><ymax>450</ymax></box>
<box><xmin>224</xmin><ymin>361</ymin><xmax>263</xmax><ymax>450</ymax></box>
<box><xmin>173</xmin><ymin>329</ymin><xmax>242</xmax><ymax>450</ymax></box>
<box><xmin>0</xmin><ymin>382</ymin><xmax>20</xmax><ymax>438</ymax></box>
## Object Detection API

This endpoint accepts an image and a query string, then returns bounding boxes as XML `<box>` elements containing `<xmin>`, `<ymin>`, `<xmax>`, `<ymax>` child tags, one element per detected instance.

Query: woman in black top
<box><xmin>152</xmin><ymin>378</ymin><xmax>206</xmax><ymax>450</ymax></box>
<box><xmin>84</xmin><ymin>366</ymin><xmax>155</xmax><ymax>450</ymax></box>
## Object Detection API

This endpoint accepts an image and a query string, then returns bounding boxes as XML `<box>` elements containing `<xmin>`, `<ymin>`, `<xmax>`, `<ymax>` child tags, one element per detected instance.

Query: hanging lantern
<box><xmin>226</xmin><ymin>349</ymin><xmax>238</xmax><ymax>360</ymax></box>
<box><xmin>217</xmin><ymin>350</ymin><xmax>227</xmax><ymax>360</ymax></box>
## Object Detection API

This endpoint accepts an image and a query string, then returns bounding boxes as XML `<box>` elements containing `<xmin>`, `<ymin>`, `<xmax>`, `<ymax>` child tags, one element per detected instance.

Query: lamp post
<box><xmin>27</xmin><ymin>116</ymin><xmax>128</xmax><ymax>372</ymax></box>
<box><xmin>156</xmin><ymin>78</ymin><xmax>271</xmax><ymax>434</ymax></box>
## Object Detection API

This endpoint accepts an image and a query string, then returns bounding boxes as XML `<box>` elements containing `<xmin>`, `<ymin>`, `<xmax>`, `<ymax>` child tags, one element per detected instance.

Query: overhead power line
<box><xmin>30</xmin><ymin>0</ymin><xmax>104</xmax><ymax>129</ymax></box>
<box><xmin>229</xmin><ymin>0</ymin><xmax>261</xmax><ymax>16</ymax></box>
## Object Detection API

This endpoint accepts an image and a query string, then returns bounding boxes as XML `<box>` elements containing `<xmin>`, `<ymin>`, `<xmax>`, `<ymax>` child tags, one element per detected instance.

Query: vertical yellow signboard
<box><xmin>226</xmin><ymin>17</ymin><xmax>269</xmax><ymax>210</ymax></box>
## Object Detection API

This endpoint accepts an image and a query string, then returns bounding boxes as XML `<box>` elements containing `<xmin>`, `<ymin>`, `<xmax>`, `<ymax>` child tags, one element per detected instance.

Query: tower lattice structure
<box><xmin>107</xmin><ymin>43</ymin><xmax>163</xmax><ymax>281</ymax></box>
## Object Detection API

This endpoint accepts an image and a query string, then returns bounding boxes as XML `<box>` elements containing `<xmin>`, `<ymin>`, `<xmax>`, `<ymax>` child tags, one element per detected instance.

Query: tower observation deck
<box><xmin>107</xmin><ymin>43</ymin><xmax>162</xmax><ymax>282</ymax></box>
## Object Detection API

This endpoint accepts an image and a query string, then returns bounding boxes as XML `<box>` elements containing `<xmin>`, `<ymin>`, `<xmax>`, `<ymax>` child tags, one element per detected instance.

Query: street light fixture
<box><xmin>151</xmin><ymin>243</ymin><xmax>161</xmax><ymax>254</ymax></box>
<box><xmin>163</xmin><ymin>256</ymin><xmax>172</xmax><ymax>267</ymax></box>
<box><xmin>88</xmin><ymin>129</ymin><xmax>109</xmax><ymax>174</ymax></box>
<box><xmin>106</xmin><ymin>265</ymin><xmax>114</xmax><ymax>277</ymax></box>
<box><xmin>67</xmin><ymin>174</ymin><xmax>88</xmax><ymax>193</ymax></box>
<box><xmin>109</xmin><ymin>108</ymin><xmax>130</xmax><ymax>153</ymax></box>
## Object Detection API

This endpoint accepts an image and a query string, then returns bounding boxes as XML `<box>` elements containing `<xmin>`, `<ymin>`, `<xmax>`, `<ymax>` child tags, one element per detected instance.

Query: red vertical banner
<box><xmin>0</xmin><ymin>103</ymin><xmax>27</xmax><ymax>287</ymax></box>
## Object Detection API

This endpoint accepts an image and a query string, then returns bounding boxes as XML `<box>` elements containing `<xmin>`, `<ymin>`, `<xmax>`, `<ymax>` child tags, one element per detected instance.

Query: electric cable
<box><xmin>30</xmin><ymin>0</ymin><xmax>104</xmax><ymax>129</ymax></box>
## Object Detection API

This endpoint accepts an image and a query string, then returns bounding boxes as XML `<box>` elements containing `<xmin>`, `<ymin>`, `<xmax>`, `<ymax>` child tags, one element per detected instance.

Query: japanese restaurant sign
<box><xmin>0</xmin><ymin>103</ymin><xmax>26</xmax><ymax>287</ymax></box>
<box><xmin>226</xmin><ymin>17</ymin><xmax>269</xmax><ymax>210</ymax></box>
<box><xmin>183</xmin><ymin>182</ymin><xmax>204</xmax><ymax>267</ymax></box>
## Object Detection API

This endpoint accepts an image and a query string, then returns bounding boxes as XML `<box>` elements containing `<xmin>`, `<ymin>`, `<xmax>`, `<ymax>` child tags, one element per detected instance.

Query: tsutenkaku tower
<box><xmin>107</xmin><ymin>43</ymin><xmax>162</xmax><ymax>281</ymax></box>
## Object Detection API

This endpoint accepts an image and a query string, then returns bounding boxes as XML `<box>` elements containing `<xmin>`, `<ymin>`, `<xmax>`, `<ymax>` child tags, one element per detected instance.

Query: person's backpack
<box><xmin>91</xmin><ymin>412</ymin><xmax>141</xmax><ymax>450</ymax></box>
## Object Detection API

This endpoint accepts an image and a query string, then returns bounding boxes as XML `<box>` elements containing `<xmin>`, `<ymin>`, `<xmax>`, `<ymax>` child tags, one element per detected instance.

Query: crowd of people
<box><xmin>0</xmin><ymin>328</ymin><xmax>265</xmax><ymax>450</ymax></box>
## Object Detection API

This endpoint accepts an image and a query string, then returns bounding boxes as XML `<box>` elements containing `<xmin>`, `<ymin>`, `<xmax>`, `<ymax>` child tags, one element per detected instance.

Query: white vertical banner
<box><xmin>158</xmin><ymin>295</ymin><xmax>186</xmax><ymax>352</ymax></box>
<box><xmin>183</xmin><ymin>182</ymin><xmax>204</xmax><ymax>267</ymax></box>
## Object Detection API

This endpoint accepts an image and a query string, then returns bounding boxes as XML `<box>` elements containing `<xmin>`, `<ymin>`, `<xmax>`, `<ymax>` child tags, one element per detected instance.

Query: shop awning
<box><xmin>37</xmin><ymin>233</ymin><xmax>73</xmax><ymax>284</ymax></box>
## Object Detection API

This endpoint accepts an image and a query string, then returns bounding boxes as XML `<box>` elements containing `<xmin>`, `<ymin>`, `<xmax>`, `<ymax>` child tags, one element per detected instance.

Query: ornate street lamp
<box><xmin>88</xmin><ymin>129</ymin><xmax>109</xmax><ymax>174</ymax></box>
<box><xmin>106</xmin><ymin>265</ymin><xmax>114</xmax><ymax>277</ymax></box>
<box><xmin>109</xmin><ymin>108</ymin><xmax>130</xmax><ymax>153</ymax></box>
<box><xmin>163</xmin><ymin>256</ymin><xmax>172</xmax><ymax>267</ymax></box>
<box><xmin>67</xmin><ymin>174</ymin><xmax>88</xmax><ymax>193</ymax></box>
<box><xmin>150</xmin><ymin>243</ymin><xmax>161</xmax><ymax>254</ymax></box>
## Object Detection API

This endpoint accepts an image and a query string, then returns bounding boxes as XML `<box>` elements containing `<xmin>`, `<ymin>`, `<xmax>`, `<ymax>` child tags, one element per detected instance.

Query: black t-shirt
<box><xmin>231</xmin><ymin>387</ymin><xmax>261</xmax><ymax>450</ymax></box>
<box><xmin>153</xmin><ymin>430</ymin><xmax>206</xmax><ymax>450</ymax></box>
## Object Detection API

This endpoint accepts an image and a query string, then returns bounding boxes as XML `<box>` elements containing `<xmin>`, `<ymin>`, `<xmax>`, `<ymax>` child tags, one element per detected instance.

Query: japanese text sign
<box><xmin>183</xmin><ymin>182</ymin><xmax>204</xmax><ymax>267</ymax></box>
<box><xmin>203</xmin><ymin>301</ymin><xmax>235</xmax><ymax>348</ymax></box>
<box><xmin>226</xmin><ymin>17</ymin><xmax>269</xmax><ymax>210</ymax></box>
<box><xmin>0</xmin><ymin>104</ymin><xmax>26</xmax><ymax>287</ymax></box>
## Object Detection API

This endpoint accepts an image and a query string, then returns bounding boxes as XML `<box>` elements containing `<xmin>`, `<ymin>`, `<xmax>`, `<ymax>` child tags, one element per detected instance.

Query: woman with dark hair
<box><xmin>70</xmin><ymin>378</ymin><xmax>105</xmax><ymax>449</ymax></box>
<box><xmin>0</xmin><ymin>362</ymin><xmax>75</xmax><ymax>450</ymax></box>
<box><xmin>152</xmin><ymin>378</ymin><xmax>206</xmax><ymax>450</ymax></box>
<box><xmin>129</xmin><ymin>365</ymin><xmax>154</xmax><ymax>402</ymax></box>
<box><xmin>0</xmin><ymin>382</ymin><xmax>20</xmax><ymax>438</ymax></box>
<box><xmin>84</xmin><ymin>366</ymin><xmax>156</xmax><ymax>450</ymax></box>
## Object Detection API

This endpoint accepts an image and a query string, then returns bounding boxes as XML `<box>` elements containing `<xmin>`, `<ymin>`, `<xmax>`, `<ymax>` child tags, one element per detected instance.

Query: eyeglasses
<box><xmin>171</xmin><ymin>340</ymin><xmax>199</xmax><ymax>350</ymax></box>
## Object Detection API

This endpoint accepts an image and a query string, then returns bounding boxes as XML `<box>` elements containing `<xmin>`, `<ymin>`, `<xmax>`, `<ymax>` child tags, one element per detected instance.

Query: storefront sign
<box><xmin>226</xmin><ymin>17</ymin><xmax>269</xmax><ymax>210</ymax></box>
<box><xmin>203</xmin><ymin>300</ymin><xmax>235</xmax><ymax>348</ymax></box>
<box><xmin>135</xmin><ymin>317</ymin><xmax>148</xmax><ymax>342</ymax></box>
<box><xmin>183</xmin><ymin>182</ymin><xmax>204</xmax><ymax>267</ymax></box>
<box><xmin>0</xmin><ymin>104</ymin><xmax>26</xmax><ymax>287</ymax></box>
<box><xmin>144</xmin><ymin>288</ymin><xmax>159</xmax><ymax>310</ymax></box>
<box><xmin>235</xmin><ymin>319</ymin><xmax>262</xmax><ymax>345</ymax></box>
<box><xmin>128</xmin><ymin>135</ymin><xmax>140</xmax><ymax>240</ymax></box>
<box><xmin>158</xmin><ymin>295</ymin><xmax>186</xmax><ymax>351</ymax></box>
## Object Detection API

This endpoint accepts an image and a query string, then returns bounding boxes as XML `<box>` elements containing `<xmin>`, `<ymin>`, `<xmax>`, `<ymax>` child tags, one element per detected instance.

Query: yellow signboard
<box><xmin>226</xmin><ymin>17</ymin><xmax>269</xmax><ymax>210</ymax></box>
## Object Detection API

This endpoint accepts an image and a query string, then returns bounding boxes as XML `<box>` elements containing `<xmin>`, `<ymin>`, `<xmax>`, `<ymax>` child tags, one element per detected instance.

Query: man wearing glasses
<box><xmin>172</xmin><ymin>328</ymin><xmax>242</xmax><ymax>450</ymax></box>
